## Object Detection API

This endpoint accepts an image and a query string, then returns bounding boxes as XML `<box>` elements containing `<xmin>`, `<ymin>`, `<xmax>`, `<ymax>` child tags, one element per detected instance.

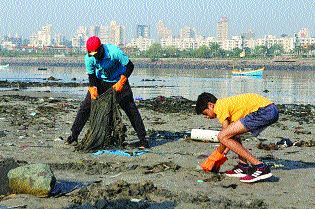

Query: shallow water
<box><xmin>1</xmin><ymin>66</ymin><xmax>314</xmax><ymax>104</ymax></box>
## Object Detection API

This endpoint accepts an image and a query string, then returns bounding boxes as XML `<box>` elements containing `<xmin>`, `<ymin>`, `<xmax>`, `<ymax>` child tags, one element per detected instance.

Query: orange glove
<box><xmin>212</xmin><ymin>156</ymin><xmax>228</xmax><ymax>173</ymax></box>
<box><xmin>88</xmin><ymin>86</ymin><xmax>98</xmax><ymax>100</ymax></box>
<box><xmin>200</xmin><ymin>149</ymin><xmax>225</xmax><ymax>172</ymax></box>
<box><xmin>112</xmin><ymin>75</ymin><xmax>127</xmax><ymax>92</ymax></box>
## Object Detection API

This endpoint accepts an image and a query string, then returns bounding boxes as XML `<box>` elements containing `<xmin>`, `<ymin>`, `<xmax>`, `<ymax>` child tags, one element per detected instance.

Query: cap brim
<box><xmin>89</xmin><ymin>51</ymin><xmax>97</xmax><ymax>56</ymax></box>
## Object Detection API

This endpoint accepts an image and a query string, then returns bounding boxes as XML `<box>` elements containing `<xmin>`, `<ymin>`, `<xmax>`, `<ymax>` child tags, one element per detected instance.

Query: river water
<box><xmin>1</xmin><ymin>66</ymin><xmax>314</xmax><ymax>104</ymax></box>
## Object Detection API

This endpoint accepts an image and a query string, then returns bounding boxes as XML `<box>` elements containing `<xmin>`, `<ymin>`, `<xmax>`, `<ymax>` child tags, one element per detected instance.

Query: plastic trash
<box><xmin>191</xmin><ymin>129</ymin><xmax>219</xmax><ymax>142</ymax></box>
<box><xmin>276</xmin><ymin>138</ymin><xmax>293</xmax><ymax>147</ymax></box>
<box><xmin>134</xmin><ymin>96</ymin><xmax>144</xmax><ymax>101</ymax></box>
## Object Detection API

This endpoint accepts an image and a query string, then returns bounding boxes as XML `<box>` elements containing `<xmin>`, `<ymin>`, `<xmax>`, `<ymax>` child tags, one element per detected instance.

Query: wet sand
<box><xmin>0</xmin><ymin>90</ymin><xmax>314</xmax><ymax>209</ymax></box>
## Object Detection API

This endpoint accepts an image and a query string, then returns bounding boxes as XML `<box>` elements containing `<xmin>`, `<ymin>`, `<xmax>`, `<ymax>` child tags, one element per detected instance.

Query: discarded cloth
<box><xmin>92</xmin><ymin>149</ymin><xmax>149</xmax><ymax>157</ymax></box>
<box><xmin>50</xmin><ymin>180</ymin><xmax>88</xmax><ymax>197</ymax></box>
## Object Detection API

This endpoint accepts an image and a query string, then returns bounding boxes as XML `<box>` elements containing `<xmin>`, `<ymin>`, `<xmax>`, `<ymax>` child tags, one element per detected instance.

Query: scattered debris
<box><xmin>257</xmin><ymin>142</ymin><xmax>279</xmax><ymax>150</ymax></box>
<box><xmin>257</xmin><ymin>139</ymin><xmax>314</xmax><ymax>150</ymax></box>
<box><xmin>276</xmin><ymin>137</ymin><xmax>293</xmax><ymax>148</ymax></box>
<box><xmin>293</xmin><ymin>140</ymin><xmax>315</xmax><ymax>147</ymax></box>
<box><xmin>143</xmin><ymin>162</ymin><xmax>180</xmax><ymax>174</ymax></box>
<box><xmin>203</xmin><ymin>173</ymin><xmax>225</xmax><ymax>182</ymax></box>
<box><xmin>222</xmin><ymin>184</ymin><xmax>238</xmax><ymax>189</ymax></box>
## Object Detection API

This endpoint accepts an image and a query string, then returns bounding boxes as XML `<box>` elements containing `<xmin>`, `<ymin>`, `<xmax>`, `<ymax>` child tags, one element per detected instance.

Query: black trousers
<box><xmin>70</xmin><ymin>80</ymin><xmax>146</xmax><ymax>141</ymax></box>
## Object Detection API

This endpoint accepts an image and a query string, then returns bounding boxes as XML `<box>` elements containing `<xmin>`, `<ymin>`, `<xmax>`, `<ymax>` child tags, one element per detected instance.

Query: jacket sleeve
<box><xmin>84</xmin><ymin>54</ymin><xmax>95</xmax><ymax>75</ymax></box>
<box><xmin>123</xmin><ymin>60</ymin><xmax>134</xmax><ymax>78</ymax></box>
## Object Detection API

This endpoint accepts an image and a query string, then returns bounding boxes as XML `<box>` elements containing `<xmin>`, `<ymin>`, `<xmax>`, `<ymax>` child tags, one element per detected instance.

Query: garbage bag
<box><xmin>76</xmin><ymin>89</ymin><xmax>126</xmax><ymax>152</ymax></box>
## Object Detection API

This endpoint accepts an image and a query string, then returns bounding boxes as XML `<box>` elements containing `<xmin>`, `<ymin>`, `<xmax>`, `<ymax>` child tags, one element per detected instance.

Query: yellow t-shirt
<box><xmin>213</xmin><ymin>93</ymin><xmax>273</xmax><ymax>124</ymax></box>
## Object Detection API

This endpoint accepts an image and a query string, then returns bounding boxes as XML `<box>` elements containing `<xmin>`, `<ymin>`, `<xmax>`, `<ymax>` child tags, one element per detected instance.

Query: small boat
<box><xmin>38</xmin><ymin>67</ymin><xmax>48</xmax><ymax>71</ymax></box>
<box><xmin>0</xmin><ymin>64</ymin><xmax>9</xmax><ymax>69</ymax></box>
<box><xmin>232</xmin><ymin>67</ymin><xmax>265</xmax><ymax>76</ymax></box>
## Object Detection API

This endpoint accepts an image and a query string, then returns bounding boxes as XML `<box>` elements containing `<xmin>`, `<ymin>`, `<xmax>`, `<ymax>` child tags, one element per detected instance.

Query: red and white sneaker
<box><xmin>240</xmin><ymin>164</ymin><xmax>272</xmax><ymax>183</ymax></box>
<box><xmin>225</xmin><ymin>164</ymin><xmax>251</xmax><ymax>178</ymax></box>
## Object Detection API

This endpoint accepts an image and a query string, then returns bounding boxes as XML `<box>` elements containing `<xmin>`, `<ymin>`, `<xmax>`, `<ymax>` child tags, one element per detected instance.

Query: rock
<box><xmin>0</xmin><ymin>130</ymin><xmax>7</xmax><ymax>138</ymax></box>
<box><xmin>0</xmin><ymin>158</ymin><xmax>19</xmax><ymax>195</ymax></box>
<box><xmin>47</xmin><ymin>76</ymin><xmax>57</xmax><ymax>81</ymax></box>
<box><xmin>7</xmin><ymin>163</ymin><xmax>56</xmax><ymax>197</ymax></box>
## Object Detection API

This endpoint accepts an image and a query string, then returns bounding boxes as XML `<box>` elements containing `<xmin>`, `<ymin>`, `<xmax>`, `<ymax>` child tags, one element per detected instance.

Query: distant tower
<box><xmin>217</xmin><ymin>17</ymin><xmax>228</xmax><ymax>43</ymax></box>
<box><xmin>108</xmin><ymin>21</ymin><xmax>125</xmax><ymax>46</ymax></box>
<box><xmin>98</xmin><ymin>21</ymin><xmax>125</xmax><ymax>46</ymax></box>
<box><xmin>180</xmin><ymin>26</ymin><xmax>196</xmax><ymax>39</ymax></box>
<box><xmin>55</xmin><ymin>33</ymin><xmax>66</xmax><ymax>46</ymax></box>
<box><xmin>89</xmin><ymin>25</ymin><xmax>100</xmax><ymax>37</ymax></box>
<box><xmin>157</xmin><ymin>20</ymin><xmax>172</xmax><ymax>40</ymax></box>
<box><xmin>136</xmin><ymin>25</ymin><xmax>150</xmax><ymax>38</ymax></box>
<box><xmin>39</xmin><ymin>24</ymin><xmax>53</xmax><ymax>46</ymax></box>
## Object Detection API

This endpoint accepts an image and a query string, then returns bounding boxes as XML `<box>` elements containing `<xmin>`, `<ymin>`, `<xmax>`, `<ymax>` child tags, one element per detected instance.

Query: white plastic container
<box><xmin>191</xmin><ymin>129</ymin><xmax>220</xmax><ymax>142</ymax></box>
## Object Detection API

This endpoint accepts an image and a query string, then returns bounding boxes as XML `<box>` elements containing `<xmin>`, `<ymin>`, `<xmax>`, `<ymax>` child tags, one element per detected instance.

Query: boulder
<box><xmin>7</xmin><ymin>163</ymin><xmax>56</xmax><ymax>197</ymax></box>
<box><xmin>0</xmin><ymin>158</ymin><xmax>19</xmax><ymax>195</ymax></box>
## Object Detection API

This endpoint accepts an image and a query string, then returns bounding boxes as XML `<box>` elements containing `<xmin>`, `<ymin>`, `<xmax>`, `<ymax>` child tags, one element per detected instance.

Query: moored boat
<box><xmin>232</xmin><ymin>67</ymin><xmax>265</xmax><ymax>76</ymax></box>
<box><xmin>0</xmin><ymin>64</ymin><xmax>9</xmax><ymax>69</ymax></box>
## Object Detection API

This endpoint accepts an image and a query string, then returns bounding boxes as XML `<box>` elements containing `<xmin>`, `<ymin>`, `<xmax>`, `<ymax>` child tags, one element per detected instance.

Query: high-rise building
<box><xmin>217</xmin><ymin>16</ymin><xmax>228</xmax><ymax>43</ymax></box>
<box><xmin>3</xmin><ymin>34</ymin><xmax>23</xmax><ymax>47</ymax></box>
<box><xmin>157</xmin><ymin>20</ymin><xmax>172</xmax><ymax>40</ymax></box>
<box><xmin>99</xmin><ymin>25</ymin><xmax>107</xmax><ymax>43</ymax></box>
<box><xmin>136</xmin><ymin>25</ymin><xmax>150</xmax><ymax>38</ymax></box>
<box><xmin>98</xmin><ymin>21</ymin><xmax>125</xmax><ymax>46</ymax></box>
<box><xmin>179</xmin><ymin>26</ymin><xmax>196</xmax><ymax>39</ymax></box>
<box><xmin>89</xmin><ymin>26</ymin><xmax>100</xmax><ymax>37</ymax></box>
<box><xmin>28</xmin><ymin>24</ymin><xmax>52</xmax><ymax>47</ymax></box>
<box><xmin>54</xmin><ymin>33</ymin><xmax>66</xmax><ymax>46</ymax></box>
<box><xmin>71</xmin><ymin>26</ymin><xmax>87</xmax><ymax>48</ymax></box>
<box><xmin>108</xmin><ymin>21</ymin><xmax>125</xmax><ymax>46</ymax></box>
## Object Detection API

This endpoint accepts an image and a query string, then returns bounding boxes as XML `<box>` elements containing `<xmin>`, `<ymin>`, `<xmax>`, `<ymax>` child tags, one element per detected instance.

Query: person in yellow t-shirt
<box><xmin>195</xmin><ymin>93</ymin><xmax>279</xmax><ymax>183</ymax></box>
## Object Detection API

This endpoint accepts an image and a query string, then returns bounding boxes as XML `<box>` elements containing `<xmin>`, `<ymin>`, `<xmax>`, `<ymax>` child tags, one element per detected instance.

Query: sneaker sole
<box><xmin>226</xmin><ymin>173</ymin><xmax>247</xmax><ymax>178</ymax></box>
<box><xmin>240</xmin><ymin>173</ymin><xmax>273</xmax><ymax>183</ymax></box>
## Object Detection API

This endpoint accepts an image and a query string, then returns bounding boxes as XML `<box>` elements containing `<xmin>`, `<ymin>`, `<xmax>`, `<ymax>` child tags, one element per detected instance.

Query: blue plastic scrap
<box><xmin>92</xmin><ymin>149</ymin><xmax>149</xmax><ymax>157</ymax></box>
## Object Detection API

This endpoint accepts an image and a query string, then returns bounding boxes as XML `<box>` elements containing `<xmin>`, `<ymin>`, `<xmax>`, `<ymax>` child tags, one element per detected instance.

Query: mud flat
<box><xmin>0</xmin><ymin>91</ymin><xmax>314</xmax><ymax>208</ymax></box>
<box><xmin>2</xmin><ymin>57</ymin><xmax>315</xmax><ymax>70</ymax></box>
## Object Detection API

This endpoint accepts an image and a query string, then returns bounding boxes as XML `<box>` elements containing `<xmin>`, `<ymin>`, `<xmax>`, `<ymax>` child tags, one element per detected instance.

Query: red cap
<box><xmin>86</xmin><ymin>36</ymin><xmax>101</xmax><ymax>55</ymax></box>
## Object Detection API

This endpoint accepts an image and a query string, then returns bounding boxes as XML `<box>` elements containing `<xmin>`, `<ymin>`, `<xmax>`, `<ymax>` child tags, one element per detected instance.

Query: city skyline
<box><xmin>1</xmin><ymin>0</ymin><xmax>314</xmax><ymax>41</ymax></box>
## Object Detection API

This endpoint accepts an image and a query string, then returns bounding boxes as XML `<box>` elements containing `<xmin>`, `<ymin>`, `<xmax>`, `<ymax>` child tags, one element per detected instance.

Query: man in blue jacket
<box><xmin>66</xmin><ymin>36</ymin><xmax>148</xmax><ymax>148</ymax></box>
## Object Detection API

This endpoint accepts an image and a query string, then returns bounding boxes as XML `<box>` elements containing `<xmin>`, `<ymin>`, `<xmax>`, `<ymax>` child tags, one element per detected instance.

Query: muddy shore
<box><xmin>2</xmin><ymin>57</ymin><xmax>315</xmax><ymax>70</ymax></box>
<box><xmin>0</xmin><ymin>91</ymin><xmax>314</xmax><ymax>209</ymax></box>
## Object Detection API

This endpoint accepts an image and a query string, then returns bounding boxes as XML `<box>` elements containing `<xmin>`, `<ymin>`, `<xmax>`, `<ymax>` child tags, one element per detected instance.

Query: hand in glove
<box><xmin>200</xmin><ymin>149</ymin><xmax>226</xmax><ymax>172</ymax></box>
<box><xmin>88</xmin><ymin>86</ymin><xmax>98</xmax><ymax>100</ymax></box>
<box><xmin>112</xmin><ymin>75</ymin><xmax>127</xmax><ymax>92</ymax></box>
<box><xmin>212</xmin><ymin>155</ymin><xmax>228</xmax><ymax>173</ymax></box>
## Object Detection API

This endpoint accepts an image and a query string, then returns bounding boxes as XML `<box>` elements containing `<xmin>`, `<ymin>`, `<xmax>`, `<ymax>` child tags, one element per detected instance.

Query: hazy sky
<box><xmin>0</xmin><ymin>0</ymin><xmax>314</xmax><ymax>41</ymax></box>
